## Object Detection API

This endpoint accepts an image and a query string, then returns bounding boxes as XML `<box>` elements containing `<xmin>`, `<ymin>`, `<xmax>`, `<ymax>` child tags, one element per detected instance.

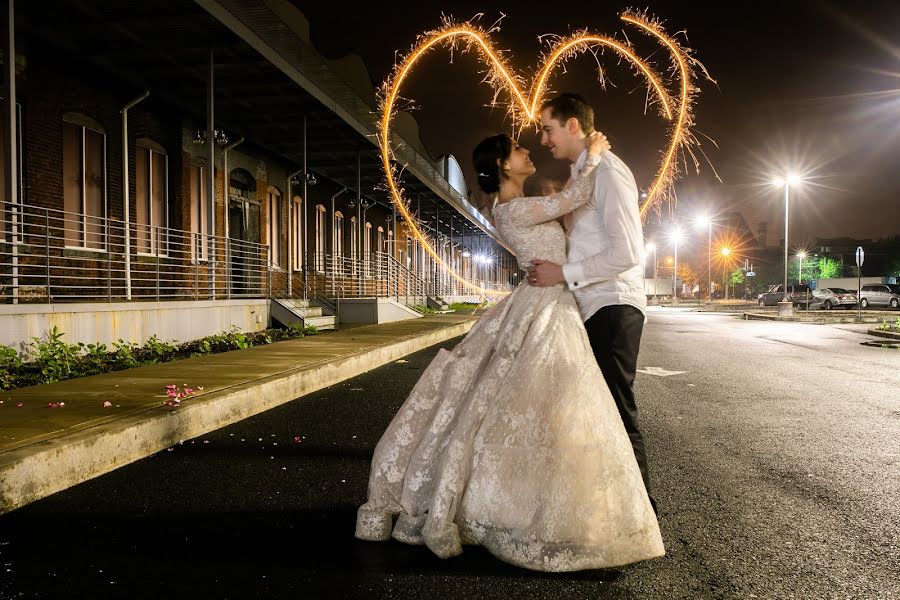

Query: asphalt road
<box><xmin>1</xmin><ymin>308</ymin><xmax>897</xmax><ymax>599</ymax></box>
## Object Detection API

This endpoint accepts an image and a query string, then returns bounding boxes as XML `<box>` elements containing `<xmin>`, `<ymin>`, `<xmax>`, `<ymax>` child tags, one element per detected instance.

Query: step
<box><xmin>304</xmin><ymin>315</ymin><xmax>336</xmax><ymax>330</ymax></box>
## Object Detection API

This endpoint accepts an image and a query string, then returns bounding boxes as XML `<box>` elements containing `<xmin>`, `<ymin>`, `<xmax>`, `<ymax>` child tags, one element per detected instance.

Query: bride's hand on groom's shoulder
<box><xmin>586</xmin><ymin>131</ymin><xmax>610</xmax><ymax>155</ymax></box>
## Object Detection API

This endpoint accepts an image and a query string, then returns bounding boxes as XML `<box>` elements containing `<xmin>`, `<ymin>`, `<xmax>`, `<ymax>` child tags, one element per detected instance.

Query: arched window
<box><xmin>333</xmin><ymin>211</ymin><xmax>344</xmax><ymax>259</ymax></box>
<box><xmin>376</xmin><ymin>226</ymin><xmax>385</xmax><ymax>277</ymax></box>
<box><xmin>135</xmin><ymin>139</ymin><xmax>168</xmax><ymax>256</ymax></box>
<box><xmin>315</xmin><ymin>204</ymin><xmax>326</xmax><ymax>272</ymax></box>
<box><xmin>267</xmin><ymin>186</ymin><xmax>283</xmax><ymax>267</ymax></box>
<box><xmin>364</xmin><ymin>221</ymin><xmax>372</xmax><ymax>277</ymax></box>
<box><xmin>227</xmin><ymin>168</ymin><xmax>259</xmax><ymax>244</ymax></box>
<box><xmin>189</xmin><ymin>159</ymin><xmax>209</xmax><ymax>262</ymax></box>
<box><xmin>63</xmin><ymin>113</ymin><xmax>106</xmax><ymax>249</ymax></box>
<box><xmin>291</xmin><ymin>195</ymin><xmax>302</xmax><ymax>270</ymax></box>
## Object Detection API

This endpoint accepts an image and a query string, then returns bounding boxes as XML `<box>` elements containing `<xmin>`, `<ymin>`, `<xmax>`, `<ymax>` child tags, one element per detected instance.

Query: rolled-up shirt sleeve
<box><xmin>562</xmin><ymin>165</ymin><xmax>643</xmax><ymax>289</ymax></box>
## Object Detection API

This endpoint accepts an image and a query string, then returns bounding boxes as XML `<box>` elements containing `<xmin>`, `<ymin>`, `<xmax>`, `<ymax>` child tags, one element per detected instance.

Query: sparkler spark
<box><xmin>379</xmin><ymin>12</ymin><xmax>710</xmax><ymax>296</ymax></box>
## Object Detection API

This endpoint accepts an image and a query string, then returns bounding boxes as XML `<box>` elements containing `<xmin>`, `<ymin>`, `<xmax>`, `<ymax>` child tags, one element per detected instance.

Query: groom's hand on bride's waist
<box><xmin>528</xmin><ymin>260</ymin><xmax>565</xmax><ymax>287</ymax></box>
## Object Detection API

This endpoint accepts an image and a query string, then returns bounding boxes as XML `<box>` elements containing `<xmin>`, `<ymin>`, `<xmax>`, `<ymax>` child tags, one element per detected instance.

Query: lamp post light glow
<box><xmin>797</xmin><ymin>251</ymin><xmax>807</xmax><ymax>284</ymax></box>
<box><xmin>772</xmin><ymin>174</ymin><xmax>803</xmax><ymax>311</ymax></box>
<box><xmin>645</xmin><ymin>242</ymin><xmax>657</xmax><ymax>302</ymax></box>
<box><xmin>721</xmin><ymin>246</ymin><xmax>731</xmax><ymax>300</ymax></box>
<box><xmin>696</xmin><ymin>214</ymin><xmax>712</xmax><ymax>303</ymax></box>
<box><xmin>670</xmin><ymin>227</ymin><xmax>682</xmax><ymax>304</ymax></box>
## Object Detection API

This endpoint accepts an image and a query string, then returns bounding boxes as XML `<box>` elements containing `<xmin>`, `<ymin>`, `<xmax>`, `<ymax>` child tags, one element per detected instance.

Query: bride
<box><xmin>355</xmin><ymin>131</ymin><xmax>664</xmax><ymax>572</ymax></box>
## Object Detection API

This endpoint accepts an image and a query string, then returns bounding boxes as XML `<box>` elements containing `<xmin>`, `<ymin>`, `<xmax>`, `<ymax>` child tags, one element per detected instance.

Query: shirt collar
<box><xmin>571</xmin><ymin>148</ymin><xmax>588</xmax><ymax>177</ymax></box>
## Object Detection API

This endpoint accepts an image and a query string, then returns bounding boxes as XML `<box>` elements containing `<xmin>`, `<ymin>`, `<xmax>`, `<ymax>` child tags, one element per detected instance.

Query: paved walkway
<box><xmin>0</xmin><ymin>313</ymin><xmax>478</xmax><ymax>514</ymax></box>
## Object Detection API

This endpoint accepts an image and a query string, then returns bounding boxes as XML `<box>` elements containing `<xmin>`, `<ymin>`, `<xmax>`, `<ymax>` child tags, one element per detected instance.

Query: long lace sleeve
<box><xmin>501</xmin><ymin>153</ymin><xmax>602</xmax><ymax>227</ymax></box>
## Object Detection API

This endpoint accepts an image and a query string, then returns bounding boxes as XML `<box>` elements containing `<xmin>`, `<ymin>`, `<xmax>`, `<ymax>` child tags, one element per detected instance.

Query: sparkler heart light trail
<box><xmin>378</xmin><ymin>11</ymin><xmax>711</xmax><ymax>296</ymax></box>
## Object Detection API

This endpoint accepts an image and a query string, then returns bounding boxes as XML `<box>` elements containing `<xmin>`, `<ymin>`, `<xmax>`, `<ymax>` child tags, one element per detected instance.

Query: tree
<box><xmin>885</xmin><ymin>257</ymin><xmax>900</xmax><ymax>277</ymax></box>
<box><xmin>724</xmin><ymin>267</ymin><xmax>744</xmax><ymax>300</ymax></box>
<box><xmin>817</xmin><ymin>257</ymin><xmax>841</xmax><ymax>279</ymax></box>
<box><xmin>678</xmin><ymin>263</ymin><xmax>699</xmax><ymax>296</ymax></box>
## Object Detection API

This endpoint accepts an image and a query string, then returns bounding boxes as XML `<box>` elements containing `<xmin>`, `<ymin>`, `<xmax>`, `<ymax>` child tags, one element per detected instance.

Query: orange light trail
<box><xmin>621</xmin><ymin>15</ymin><xmax>692</xmax><ymax>218</ymax></box>
<box><xmin>380</xmin><ymin>15</ymin><xmax>704</xmax><ymax>296</ymax></box>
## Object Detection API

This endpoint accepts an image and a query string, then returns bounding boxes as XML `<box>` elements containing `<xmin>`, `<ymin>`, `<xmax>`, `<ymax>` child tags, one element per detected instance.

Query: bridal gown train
<box><xmin>355</xmin><ymin>153</ymin><xmax>664</xmax><ymax>572</ymax></box>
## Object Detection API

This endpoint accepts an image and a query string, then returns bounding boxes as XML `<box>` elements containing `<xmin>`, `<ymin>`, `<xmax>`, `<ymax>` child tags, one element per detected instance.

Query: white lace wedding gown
<box><xmin>355</xmin><ymin>153</ymin><xmax>664</xmax><ymax>571</ymax></box>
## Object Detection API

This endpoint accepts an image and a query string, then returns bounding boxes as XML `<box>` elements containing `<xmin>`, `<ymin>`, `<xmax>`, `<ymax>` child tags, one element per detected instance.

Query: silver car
<box><xmin>859</xmin><ymin>284</ymin><xmax>900</xmax><ymax>309</ymax></box>
<box><xmin>809</xmin><ymin>287</ymin><xmax>858</xmax><ymax>310</ymax></box>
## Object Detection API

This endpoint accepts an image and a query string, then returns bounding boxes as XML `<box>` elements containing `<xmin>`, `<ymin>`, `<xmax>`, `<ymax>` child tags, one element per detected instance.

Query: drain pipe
<box><xmin>121</xmin><ymin>90</ymin><xmax>149</xmax><ymax>301</ymax></box>
<box><xmin>207</xmin><ymin>51</ymin><xmax>216</xmax><ymax>299</ymax></box>
<box><xmin>302</xmin><ymin>115</ymin><xmax>308</xmax><ymax>278</ymax></box>
<box><xmin>287</xmin><ymin>167</ymin><xmax>303</xmax><ymax>296</ymax></box>
<box><xmin>3</xmin><ymin>1</ymin><xmax>19</xmax><ymax>304</ymax></box>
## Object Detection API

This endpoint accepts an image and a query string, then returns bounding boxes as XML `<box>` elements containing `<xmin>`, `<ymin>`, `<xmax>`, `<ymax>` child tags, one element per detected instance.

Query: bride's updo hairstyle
<box><xmin>472</xmin><ymin>134</ymin><xmax>513</xmax><ymax>195</ymax></box>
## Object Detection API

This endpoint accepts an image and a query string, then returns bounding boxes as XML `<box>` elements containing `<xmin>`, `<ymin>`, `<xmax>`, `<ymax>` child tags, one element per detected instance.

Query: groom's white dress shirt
<box><xmin>561</xmin><ymin>149</ymin><xmax>647</xmax><ymax>322</ymax></box>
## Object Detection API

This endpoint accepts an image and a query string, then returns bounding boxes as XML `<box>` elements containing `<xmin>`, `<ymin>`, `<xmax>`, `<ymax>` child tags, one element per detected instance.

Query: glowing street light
<box><xmin>695</xmin><ymin>214</ymin><xmax>714</xmax><ymax>303</ymax></box>
<box><xmin>772</xmin><ymin>174</ymin><xmax>804</xmax><ymax>312</ymax></box>
<box><xmin>670</xmin><ymin>226</ymin><xmax>682</xmax><ymax>304</ymax></box>
<box><xmin>797</xmin><ymin>250</ymin><xmax>807</xmax><ymax>284</ymax></box>
<box><xmin>720</xmin><ymin>246</ymin><xmax>732</xmax><ymax>300</ymax></box>
<box><xmin>645</xmin><ymin>242</ymin><xmax>657</xmax><ymax>301</ymax></box>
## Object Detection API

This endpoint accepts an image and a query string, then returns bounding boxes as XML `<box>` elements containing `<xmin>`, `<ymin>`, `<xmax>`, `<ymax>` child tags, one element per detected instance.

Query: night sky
<box><xmin>295</xmin><ymin>1</ymin><xmax>900</xmax><ymax>244</ymax></box>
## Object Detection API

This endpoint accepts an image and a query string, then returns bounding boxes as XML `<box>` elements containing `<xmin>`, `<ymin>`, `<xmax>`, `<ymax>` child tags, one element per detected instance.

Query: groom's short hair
<box><xmin>541</xmin><ymin>93</ymin><xmax>595</xmax><ymax>136</ymax></box>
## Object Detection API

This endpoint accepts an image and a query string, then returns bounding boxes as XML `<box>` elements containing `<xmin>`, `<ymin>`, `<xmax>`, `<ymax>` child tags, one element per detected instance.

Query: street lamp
<box><xmin>670</xmin><ymin>226</ymin><xmax>682</xmax><ymax>304</ymax></box>
<box><xmin>772</xmin><ymin>174</ymin><xmax>803</xmax><ymax>312</ymax></box>
<box><xmin>645</xmin><ymin>242</ymin><xmax>657</xmax><ymax>302</ymax></box>
<box><xmin>695</xmin><ymin>214</ymin><xmax>713</xmax><ymax>303</ymax></box>
<box><xmin>721</xmin><ymin>246</ymin><xmax>731</xmax><ymax>300</ymax></box>
<box><xmin>796</xmin><ymin>250</ymin><xmax>807</xmax><ymax>284</ymax></box>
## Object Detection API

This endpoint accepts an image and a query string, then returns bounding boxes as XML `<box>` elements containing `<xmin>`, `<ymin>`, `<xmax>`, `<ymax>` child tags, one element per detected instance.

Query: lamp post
<box><xmin>645</xmin><ymin>242</ymin><xmax>656</xmax><ymax>303</ymax></box>
<box><xmin>696</xmin><ymin>215</ymin><xmax>713</xmax><ymax>303</ymax></box>
<box><xmin>670</xmin><ymin>226</ymin><xmax>682</xmax><ymax>305</ymax></box>
<box><xmin>797</xmin><ymin>250</ymin><xmax>807</xmax><ymax>284</ymax></box>
<box><xmin>772</xmin><ymin>175</ymin><xmax>802</xmax><ymax>314</ymax></box>
<box><xmin>721</xmin><ymin>247</ymin><xmax>731</xmax><ymax>300</ymax></box>
<box><xmin>797</xmin><ymin>250</ymin><xmax>808</xmax><ymax>311</ymax></box>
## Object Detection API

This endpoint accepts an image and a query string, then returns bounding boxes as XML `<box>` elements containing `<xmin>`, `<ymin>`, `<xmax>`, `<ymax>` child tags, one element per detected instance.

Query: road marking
<box><xmin>637</xmin><ymin>366</ymin><xmax>687</xmax><ymax>377</ymax></box>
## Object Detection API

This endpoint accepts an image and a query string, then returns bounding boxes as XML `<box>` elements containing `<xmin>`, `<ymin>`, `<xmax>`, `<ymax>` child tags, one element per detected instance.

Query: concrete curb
<box><xmin>866</xmin><ymin>328</ymin><xmax>900</xmax><ymax>340</ymax></box>
<box><xmin>742</xmin><ymin>312</ymin><xmax>884</xmax><ymax>324</ymax></box>
<box><xmin>0</xmin><ymin>318</ymin><xmax>476</xmax><ymax>514</ymax></box>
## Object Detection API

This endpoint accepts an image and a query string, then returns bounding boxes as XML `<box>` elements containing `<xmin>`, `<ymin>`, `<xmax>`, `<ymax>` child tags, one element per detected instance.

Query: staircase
<box><xmin>426</xmin><ymin>295</ymin><xmax>450</xmax><ymax>311</ymax></box>
<box><xmin>270</xmin><ymin>297</ymin><xmax>336</xmax><ymax>330</ymax></box>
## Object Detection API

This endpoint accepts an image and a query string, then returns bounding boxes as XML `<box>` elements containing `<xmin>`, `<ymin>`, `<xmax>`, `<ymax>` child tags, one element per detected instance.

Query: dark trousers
<box><xmin>584</xmin><ymin>305</ymin><xmax>651</xmax><ymax>497</ymax></box>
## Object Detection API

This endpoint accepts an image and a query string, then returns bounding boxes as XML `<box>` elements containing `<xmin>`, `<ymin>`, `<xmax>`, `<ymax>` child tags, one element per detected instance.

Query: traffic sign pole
<box><xmin>856</xmin><ymin>246</ymin><xmax>864</xmax><ymax>322</ymax></box>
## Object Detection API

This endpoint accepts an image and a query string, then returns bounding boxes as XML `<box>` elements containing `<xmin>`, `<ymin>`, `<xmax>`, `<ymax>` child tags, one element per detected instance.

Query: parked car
<box><xmin>859</xmin><ymin>284</ymin><xmax>900</xmax><ymax>309</ymax></box>
<box><xmin>757</xmin><ymin>283</ymin><xmax>813</xmax><ymax>307</ymax></box>
<box><xmin>808</xmin><ymin>287</ymin><xmax>858</xmax><ymax>310</ymax></box>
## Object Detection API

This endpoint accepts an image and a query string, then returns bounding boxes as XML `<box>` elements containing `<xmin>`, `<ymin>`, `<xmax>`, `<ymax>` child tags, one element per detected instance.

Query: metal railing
<box><xmin>0</xmin><ymin>200</ymin><xmax>269</xmax><ymax>303</ymax></box>
<box><xmin>0</xmin><ymin>201</ymin><xmax>509</xmax><ymax>308</ymax></box>
<box><xmin>298</xmin><ymin>251</ymin><xmax>511</xmax><ymax>310</ymax></box>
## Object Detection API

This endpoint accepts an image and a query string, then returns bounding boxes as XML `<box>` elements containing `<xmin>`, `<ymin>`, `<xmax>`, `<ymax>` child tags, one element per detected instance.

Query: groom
<box><xmin>527</xmin><ymin>93</ymin><xmax>655</xmax><ymax>510</ymax></box>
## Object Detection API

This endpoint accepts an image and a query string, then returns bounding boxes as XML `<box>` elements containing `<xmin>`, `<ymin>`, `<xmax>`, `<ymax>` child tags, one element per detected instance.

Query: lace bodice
<box><xmin>491</xmin><ymin>153</ymin><xmax>602</xmax><ymax>269</ymax></box>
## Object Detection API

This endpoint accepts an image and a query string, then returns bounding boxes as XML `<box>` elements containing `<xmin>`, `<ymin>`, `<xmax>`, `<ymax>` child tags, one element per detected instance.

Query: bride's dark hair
<box><xmin>472</xmin><ymin>134</ymin><xmax>513</xmax><ymax>195</ymax></box>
